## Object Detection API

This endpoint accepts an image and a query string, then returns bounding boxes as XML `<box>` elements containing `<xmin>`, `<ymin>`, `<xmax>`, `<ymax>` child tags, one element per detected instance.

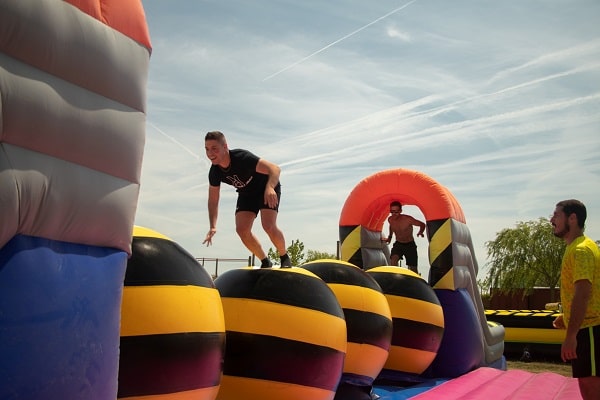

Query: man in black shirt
<box><xmin>203</xmin><ymin>131</ymin><xmax>291</xmax><ymax>268</ymax></box>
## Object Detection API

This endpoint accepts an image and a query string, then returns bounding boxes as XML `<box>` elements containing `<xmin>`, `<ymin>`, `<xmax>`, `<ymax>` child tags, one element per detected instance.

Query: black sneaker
<box><xmin>260</xmin><ymin>259</ymin><xmax>273</xmax><ymax>269</ymax></box>
<box><xmin>280</xmin><ymin>256</ymin><xmax>292</xmax><ymax>268</ymax></box>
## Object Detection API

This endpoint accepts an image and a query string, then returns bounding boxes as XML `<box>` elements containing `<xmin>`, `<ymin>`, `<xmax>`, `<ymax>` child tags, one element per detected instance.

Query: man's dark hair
<box><xmin>390</xmin><ymin>200</ymin><xmax>402</xmax><ymax>209</ymax></box>
<box><xmin>556</xmin><ymin>199</ymin><xmax>587</xmax><ymax>229</ymax></box>
<box><xmin>205</xmin><ymin>131</ymin><xmax>226</xmax><ymax>143</ymax></box>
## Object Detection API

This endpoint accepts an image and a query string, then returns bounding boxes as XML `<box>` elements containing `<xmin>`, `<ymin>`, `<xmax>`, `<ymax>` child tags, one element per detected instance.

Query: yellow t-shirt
<box><xmin>560</xmin><ymin>235</ymin><xmax>600</xmax><ymax>329</ymax></box>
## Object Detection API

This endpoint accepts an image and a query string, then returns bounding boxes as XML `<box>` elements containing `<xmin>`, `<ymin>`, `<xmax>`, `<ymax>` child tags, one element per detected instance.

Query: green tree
<box><xmin>305</xmin><ymin>249</ymin><xmax>337</xmax><ymax>263</ymax></box>
<box><xmin>480</xmin><ymin>217</ymin><xmax>565</xmax><ymax>302</ymax></box>
<box><xmin>268</xmin><ymin>239</ymin><xmax>305</xmax><ymax>266</ymax></box>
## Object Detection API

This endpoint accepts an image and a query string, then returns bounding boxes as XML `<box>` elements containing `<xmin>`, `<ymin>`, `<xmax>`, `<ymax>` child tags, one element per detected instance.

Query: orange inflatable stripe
<box><xmin>218</xmin><ymin>376</ymin><xmax>334</xmax><ymax>400</ymax></box>
<box><xmin>385</xmin><ymin>346</ymin><xmax>438</xmax><ymax>375</ymax></box>
<box><xmin>64</xmin><ymin>0</ymin><xmax>151</xmax><ymax>48</ymax></box>
<box><xmin>339</xmin><ymin>169</ymin><xmax>465</xmax><ymax>231</ymax></box>
<box><xmin>344</xmin><ymin>342</ymin><xmax>389</xmax><ymax>378</ymax></box>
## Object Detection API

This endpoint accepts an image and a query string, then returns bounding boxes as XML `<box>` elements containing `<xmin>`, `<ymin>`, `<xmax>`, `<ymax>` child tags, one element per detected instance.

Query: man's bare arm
<box><xmin>203</xmin><ymin>185</ymin><xmax>220</xmax><ymax>246</ymax></box>
<box><xmin>256</xmin><ymin>158</ymin><xmax>281</xmax><ymax>208</ymax></box>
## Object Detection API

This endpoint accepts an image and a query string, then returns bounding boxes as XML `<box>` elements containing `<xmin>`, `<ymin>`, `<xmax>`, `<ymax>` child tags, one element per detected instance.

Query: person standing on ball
<box><xmin>550</xmin><ymin>199</ymin><xmax>600</xmax><ymax>400</ymax></box>
<box><xmin>202</xmin><ymin>131</ymin><xmax>291</xmax><ymax>268</ymax></box>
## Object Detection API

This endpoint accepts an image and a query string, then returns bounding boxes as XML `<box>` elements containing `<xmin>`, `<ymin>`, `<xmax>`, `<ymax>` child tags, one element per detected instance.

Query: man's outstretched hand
<box><xmin>203</xmin><ymin>228</ymin><xmax>216</xmax><ymax>246</ymax></box>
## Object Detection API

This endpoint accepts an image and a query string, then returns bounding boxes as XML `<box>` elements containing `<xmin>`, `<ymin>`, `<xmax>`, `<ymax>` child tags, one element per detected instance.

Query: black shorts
<box><xmin>391</xmin><ymin>241</ymin><xmax>418</xmax><ymax>266</ymax></box>
<box><xmin>235</xmin><ymin>184</ymin><xmax>281</xmax><ymax>215</ymax></box>
<box><xmin>572</xmin><ymin>324</ymin><xmax>600</xmax><ymax>378</ymax></box>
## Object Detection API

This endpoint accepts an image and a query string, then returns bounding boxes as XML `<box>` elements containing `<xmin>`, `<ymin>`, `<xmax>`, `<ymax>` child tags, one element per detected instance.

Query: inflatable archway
<box><xmin>339</xmin><ymin>168</ymin><xmax>464</xmax><ymax>277</ymax></box>
<box><xmin>0</xmin><ymin>1</ymin><xmax>151</xmax><ymax>398</ymax></box>
<box><xmin>339</xmin><ymin>169</ymin><xmax>505</xmax><ymax>377</ymax></box>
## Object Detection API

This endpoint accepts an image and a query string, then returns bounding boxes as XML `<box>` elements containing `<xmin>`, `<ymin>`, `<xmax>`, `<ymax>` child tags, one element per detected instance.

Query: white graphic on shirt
<box><xmin>226</xmin><ymin>175</ymin><xmax>253</xmax><ymax>189</ymax></box>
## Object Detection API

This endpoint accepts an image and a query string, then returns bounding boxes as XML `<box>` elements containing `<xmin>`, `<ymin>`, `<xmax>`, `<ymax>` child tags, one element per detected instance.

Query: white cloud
<box><xmin>137</xmin><ymin>0</ymin><xmax>600</xmax><ymax>279</ymax></box>
<box><xmin>386</xmin><ymin>26</ymin><xmax>411</xmax><ymax>42</ymax></box>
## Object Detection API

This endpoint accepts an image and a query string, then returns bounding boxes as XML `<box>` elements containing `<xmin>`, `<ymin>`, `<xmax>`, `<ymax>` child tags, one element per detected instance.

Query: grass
<box><xmin>506</xmin><ymin>359</ymin><xmax>572</xmax><ymax>377</ymax></box>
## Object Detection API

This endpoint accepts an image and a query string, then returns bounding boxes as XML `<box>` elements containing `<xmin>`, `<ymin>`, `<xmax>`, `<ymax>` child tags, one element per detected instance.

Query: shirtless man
<box><xmin>383</xmin><ymin>201</ymin><xmax>426</xmax><ymax>274</ymax></box>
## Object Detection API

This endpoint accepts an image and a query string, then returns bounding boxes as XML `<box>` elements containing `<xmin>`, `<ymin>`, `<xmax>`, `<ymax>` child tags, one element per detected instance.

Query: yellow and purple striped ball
<box><xmin>118</xmin><ymin>226</ymin><xmax>225</xmax><ymax>400</ymax></box>
<box><xmin>214</xmin><ymin>267</ymin><xmax>346</xmax><ymax>400</ymax></box>
<box><xmin>366</xmin><ymin>266</ymin><xmax>444</xmax><ymax>380</ymax></box>
<box><xmin>301</xmin><ymin>259</ymin><xmax>392</xmax><ymax>388</ymax></box>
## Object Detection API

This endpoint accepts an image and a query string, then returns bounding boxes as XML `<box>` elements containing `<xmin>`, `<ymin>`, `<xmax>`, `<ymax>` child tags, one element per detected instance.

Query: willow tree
<box><xmin>481</xmin><ymin>217</ymin><xmax>565</xmax><ymax>301</ymax></box>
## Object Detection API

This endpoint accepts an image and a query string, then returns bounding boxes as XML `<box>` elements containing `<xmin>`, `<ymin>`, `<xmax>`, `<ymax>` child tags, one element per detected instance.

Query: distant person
<box><xmin>550</xmin><ymin>199</ymin><xmax>600</xmax><ymax>399</ymax></box>
<box><xmin>202</xmin><ymin>131</ymin><xmax>291</xmax><ymax>268</ymax></box>
<box><xmin>383</xmin><ymin>201</ymin><xmax>426</xmax><ymax>274</ymax></box>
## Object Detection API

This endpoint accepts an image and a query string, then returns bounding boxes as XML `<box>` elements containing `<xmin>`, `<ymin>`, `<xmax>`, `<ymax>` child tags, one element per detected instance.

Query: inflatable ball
<box><xmin>367</xmin><ymin>266</ymin><xmax>444</xmax><ymax>382</ymax></box>
<box><xmin>301</xmin><ymin>259</ymin><xmax>392</xmax><ymax>397</ymax></box>
<box><xmin>215</xmin><ymin>267</ymin><xmax>346</xmax><ymax>400</ymax></box>
<box><xmin>118</xmin><ymin>226</ymin><xmax>225</xmax><ymax>400</ymax></box>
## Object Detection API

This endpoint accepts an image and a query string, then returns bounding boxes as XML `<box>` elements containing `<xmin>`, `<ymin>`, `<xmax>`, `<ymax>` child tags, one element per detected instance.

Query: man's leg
<box><xmin>260</xmin><ymin>209</ymin><xmax>286</xmax><ymax>255</ymax></box>
<box><xmin>260</xmin><ymin>209</ymin><xmax>291</xmax><ymax>267</ymax></box>
<box><xmin>578</xmin><ymin>376</ymin><xmax>600</xmax><ymax>400</ymax></box>
<box><xmin>390</xmin><ymin>242</ymin><xmax>400</xmax><ymax>266</ymax></box>
<box><xmin>575</xmin><ymin>325</ymin><xmax>600</xmax><ymax>400</ymax></box>
<box><xmin>235</xmin><ymin>211</ymin><xmax>267</xmax><ymax>260</ymax></box>
<box><xmin>405</xmin><ymin>242</ymin><xmax>419</xmax><ymax>274</ymax></box>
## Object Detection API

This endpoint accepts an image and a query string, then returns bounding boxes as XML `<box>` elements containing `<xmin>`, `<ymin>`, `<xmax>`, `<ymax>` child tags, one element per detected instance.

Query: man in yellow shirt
<box><xmin>551</xmin><ymin>199</ymin><xmax>600</xmax><ymax>400</ymax></box>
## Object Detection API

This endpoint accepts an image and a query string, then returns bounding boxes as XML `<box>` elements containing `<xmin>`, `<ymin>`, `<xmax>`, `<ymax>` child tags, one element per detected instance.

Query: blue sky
<box><xmin>136</xmin><ymin>0</ymin><xmax>600</xmax><ymax>278</ymax></box>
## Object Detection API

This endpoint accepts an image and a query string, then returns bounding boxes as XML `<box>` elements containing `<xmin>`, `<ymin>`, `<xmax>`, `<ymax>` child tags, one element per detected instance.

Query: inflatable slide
<box><xmin>339</xmin><ymin>169</ymin><xmax>505</xmax><ymax>378</ymax></box>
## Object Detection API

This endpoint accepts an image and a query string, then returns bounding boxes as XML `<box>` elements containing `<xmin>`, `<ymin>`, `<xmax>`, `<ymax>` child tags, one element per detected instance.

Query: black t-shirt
<box><xmin>208</xmin><ymin>149</ymin><xmax>269</xmax><ymax>193</ymax></box>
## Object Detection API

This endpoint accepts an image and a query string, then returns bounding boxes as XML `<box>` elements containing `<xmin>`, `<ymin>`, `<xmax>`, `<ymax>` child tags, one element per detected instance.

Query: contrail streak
<box><xmin>147</xmin><ymin>120</ymin><xmax>200</xmax><ymax>160</ymax></box>
<box><xmin>262</xmin><ymin>0</ymin><xmax>419</xmax><ymax>82</ymax></box>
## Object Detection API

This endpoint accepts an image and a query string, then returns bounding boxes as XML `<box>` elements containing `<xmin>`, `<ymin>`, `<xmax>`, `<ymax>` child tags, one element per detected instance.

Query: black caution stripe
<box><xmin>485</xmin><ymin>310</ymin><xmax>559</xmax><ymax>329</ymax></box>
<box><xmin>117</xmin><ymin>332</ymin><xmax>225</xmax><ymax>397</ymax></box>
<box><xmin>127</xmin><ymin>237</ymin><xmax>214</xmax><ymax>287</ymax></box>
<box><xmin>216</xmin><ymin>268</ymin><xmax>344</xmax><ymax>318</ymax></box>
<box><xmin>223</xmin><ymin>331</ymin><xmax>345</xmax><ymax>391</ymax></box>
<box><xmin>391</xmin><ymin>317</ymin><xmax>444</xmax><ymax>353</ymax></box>
<box><xmin>344</xmin><ymin>308</ymin><xmax>392</xmax><ymax>350</ymax></box>
<box><xmin>427</xmin><ymin>218</ymin><xmax>454</xmax><ymax>287</ymax></box>
<box><xmin>368</xmin><ymin>270</ymin><xmax>441</xmax><ymax>305</ymax></box>
<box><xmin>339</xmin><ymin>225</ymin><xmax>363</xmax><ymax>268</ymax></box>
<box><xmin>302</xmin><ymin>260</ymin><xmax>380</xmax><ymax>290</ymax></box>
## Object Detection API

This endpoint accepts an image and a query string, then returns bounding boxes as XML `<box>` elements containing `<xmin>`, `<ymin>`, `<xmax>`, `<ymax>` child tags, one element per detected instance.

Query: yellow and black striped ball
<box><xmin>366</xmin><ymin>267</ymin><xmax>444</xmax><ymax>381</ymax></box>
<box><xmin>301</xmin><ymin>259</ymin><xmax>392</xmax><ymax>389</ymax></box>
<box><xmin>118</xmin><ymin>226</ymin><xmax>225</xmax><ymax>400</ymax></box>
<box><xmin>214</xmin><ymin>267</ymin><xmax>346</xmax><ymax>400</ymax></box>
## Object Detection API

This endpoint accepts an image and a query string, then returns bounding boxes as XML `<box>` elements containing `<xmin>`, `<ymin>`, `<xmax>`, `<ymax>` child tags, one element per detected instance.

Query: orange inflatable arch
<box><xmin>340</xmin><ymin>169</ymin><xmax>464</xmax><ymax>229</ymax></box>
<box><xmin>339</xmin><ymin>169</ymin><xmax>464</xmax><ymax>274</ymax></box>
<box><xmin>338</xmin><ymin>169</ymin><xmax>507</xmax><ymax>376</ymax></box>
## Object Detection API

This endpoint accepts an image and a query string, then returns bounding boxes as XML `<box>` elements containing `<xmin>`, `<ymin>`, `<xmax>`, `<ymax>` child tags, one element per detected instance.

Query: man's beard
<box><xmin>553</xmin><ymin>223</ymin><xmax>570</xmax><ymax>239</ymax></box>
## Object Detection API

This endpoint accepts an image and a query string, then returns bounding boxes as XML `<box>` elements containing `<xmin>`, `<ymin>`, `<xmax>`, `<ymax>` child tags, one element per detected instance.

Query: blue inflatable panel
<box><xmin>0</xmin><ymin>235</ymin><xmax>127</xmax><ymax>400</ymax></box>
<box><xmin>424</xmin><ymin>289</ymin><xmax>484</xmax><ymax>378</ymax></box>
